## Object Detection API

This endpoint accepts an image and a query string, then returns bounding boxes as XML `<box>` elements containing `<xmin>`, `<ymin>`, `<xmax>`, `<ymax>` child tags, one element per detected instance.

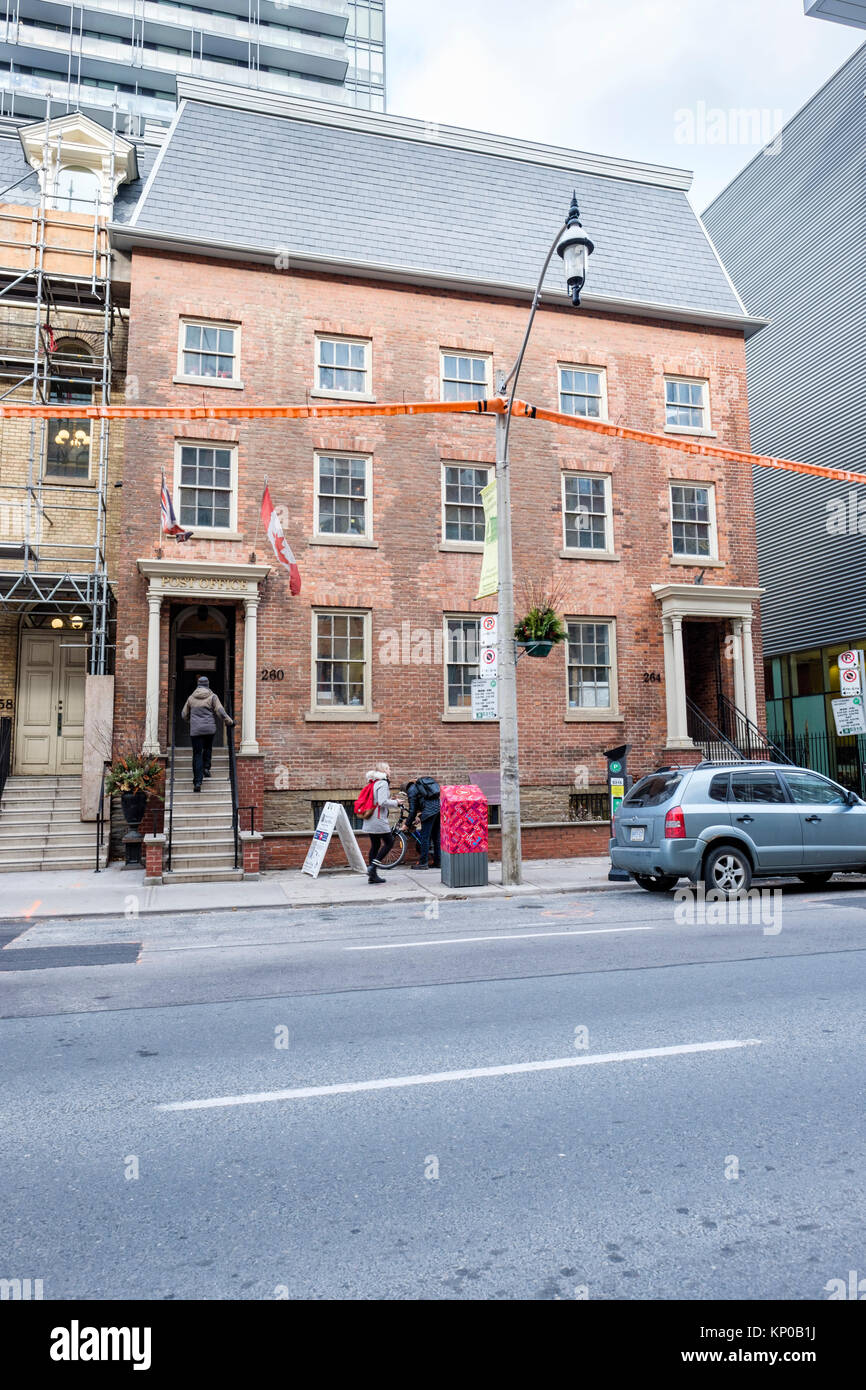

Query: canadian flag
<box><xmin>261</xmin><ymin>484</ymin><xmax>301</xmax><ymax>595</ymax></box>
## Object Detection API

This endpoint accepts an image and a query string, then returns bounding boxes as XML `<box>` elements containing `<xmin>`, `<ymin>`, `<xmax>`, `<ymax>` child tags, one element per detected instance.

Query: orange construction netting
<box><xmin>0</xmin><ymin>393</ymin><xmax>860</xmax><ymax>486</ymax></box>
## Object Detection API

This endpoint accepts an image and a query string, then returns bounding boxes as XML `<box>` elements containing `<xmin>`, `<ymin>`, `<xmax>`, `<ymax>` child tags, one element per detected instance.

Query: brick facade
<box><xmin>114</xmin><ymin>248</ymin><xmax>764</xmax><ymax>867</ymax></box>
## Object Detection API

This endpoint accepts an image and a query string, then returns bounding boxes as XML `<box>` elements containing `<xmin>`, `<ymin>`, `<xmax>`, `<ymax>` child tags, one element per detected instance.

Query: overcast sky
<box><xmin>385</xmin><ymin>0</ymin><xmax>860</xmax><ymax>210</ymax></box>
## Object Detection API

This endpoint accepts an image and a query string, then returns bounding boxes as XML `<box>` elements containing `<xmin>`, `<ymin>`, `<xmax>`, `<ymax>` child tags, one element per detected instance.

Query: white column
<box><xmin>741</xmin><ymin>615</ymin><xmax>758</xmax><ymax>726</ymax></box>
<box><xmin>732</xmin><ymin>617</ymin><xmax>746</xmax><ymax>714</ymax></box>
<box><xmin>240</xmin><ymin>595</ymin><xmax>260</xmax><ymax>755</ymax></box>
<box><xmin>670</xmin><ymin>614</ymin><xmax>689</xmax><ymax>744</ymax></box>
<box><xmin>143</xmin><ymin>592</ymin><xmax>162</xmax><ymax>756</ymax></box>
<box><xmin>662</xmin><ymin>616</ymin><xmax>677</xmax><ymax>746</ymax></box>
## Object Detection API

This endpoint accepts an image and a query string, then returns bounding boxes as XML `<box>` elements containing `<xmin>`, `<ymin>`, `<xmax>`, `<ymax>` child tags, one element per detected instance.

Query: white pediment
<box><xmin>19</xmin><ymin>112</ymin><xmax>138</xmax><ymax>188</ymax></box>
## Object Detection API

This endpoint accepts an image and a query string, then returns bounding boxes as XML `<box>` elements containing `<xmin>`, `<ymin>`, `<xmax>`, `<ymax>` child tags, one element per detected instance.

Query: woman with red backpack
<box><xmin>355</xmin><ymin>763</ymin><xmax>403</xmax><ymax>885</ymax></box>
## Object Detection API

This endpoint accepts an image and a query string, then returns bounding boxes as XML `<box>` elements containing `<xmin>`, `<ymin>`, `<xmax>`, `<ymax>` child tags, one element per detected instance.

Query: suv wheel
<box><xmin>703</xmin><ymin>844</ymin><xmax>752</xmax><ymax>897</ymax></box>
<box><xmin>633</xmin><ymin>873</ymin><xmax>679</xmax><ymax>893</ymax></box>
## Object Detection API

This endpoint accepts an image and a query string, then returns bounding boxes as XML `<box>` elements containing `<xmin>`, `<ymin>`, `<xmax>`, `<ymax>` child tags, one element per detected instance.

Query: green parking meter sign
<box><xmin>605</xmin><ymin>744</ymin><xmax>632</xmax><ymax>883</ymax></box>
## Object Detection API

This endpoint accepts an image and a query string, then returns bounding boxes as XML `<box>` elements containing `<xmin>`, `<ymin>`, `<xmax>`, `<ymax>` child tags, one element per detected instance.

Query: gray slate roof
<box><xmin>129</xmin><ymin>99</ymin><xmax>746</xmax><ymax>321</ymax></box>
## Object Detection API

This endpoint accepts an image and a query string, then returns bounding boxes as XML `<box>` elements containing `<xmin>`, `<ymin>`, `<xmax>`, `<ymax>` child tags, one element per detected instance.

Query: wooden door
<box><xmin>14</xmin><ymin>630</ymin><xmax>86</xmax><ymax>775</ymax></box>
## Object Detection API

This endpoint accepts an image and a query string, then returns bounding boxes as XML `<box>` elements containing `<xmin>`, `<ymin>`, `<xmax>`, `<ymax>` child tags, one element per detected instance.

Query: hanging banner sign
<box><xmin>475</xmin><ymin>479</ymin><xmax>498</xmax><ymax>600</ymax></box>
<box><xmin>302</xmin><ymin>802</ymin><xmax>367</xmax><ymax>878</ymax></box>
<box><xmin>471</xmin><ymin>678</ymin><xmax>499</xmax><ymax>720</ymax></box>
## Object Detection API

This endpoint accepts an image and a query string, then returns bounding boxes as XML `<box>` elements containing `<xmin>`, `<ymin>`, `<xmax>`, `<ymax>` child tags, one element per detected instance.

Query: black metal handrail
<box><xmin>0</xmin><ymin>716</ymin><xmax>11</xmax><ymax>806</ymax></box>
<box><xmin>686</xmin><ymin>697</ymin><xmax>744</xmax><ymax>760</ymax></box>
<box><xmin>94</xmin><ymin>757</ymin><xmax>110</xmax><ymax>873</ymax></box>
<box><xmin>225</xmin><ymin>694</ymin><xmax>241</xmax><ymax>871</ymax></box>
<box><xmin>166</xmin><ymin>675</ymin><xmax>177</xmax><ymax>873</ymax></box>
<box><xmin>717</xmin><ymin>692</ymin><xmax>792</xmax><ymax>764</ymax></box>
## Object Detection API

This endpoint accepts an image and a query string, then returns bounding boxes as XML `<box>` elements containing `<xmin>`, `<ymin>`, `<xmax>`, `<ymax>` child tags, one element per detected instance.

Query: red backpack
<box><xmin>354</xmin><ymin>782</ymin><xmax>377</xmax><ymax>820</ymax></box>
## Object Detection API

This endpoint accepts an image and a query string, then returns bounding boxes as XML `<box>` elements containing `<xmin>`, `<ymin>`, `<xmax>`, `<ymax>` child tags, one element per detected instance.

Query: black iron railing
<box><xmin>716</xmin><ymin>692</ymin><xmax>792</xmax><ymax>764</ymax></box>
<box><xmin>225</xmin><ymin>695</ymin><xmax>241</xmax><ymax>871</ymax></box>
<box><xmin>774</xmin><ymin>731</ymin><xmax>866</xmax><ymax>796</ymax></box>
<box><xmin>166</xmin><ymin>677</ymin><xmax>177</xmax><ymax>873</ymax></box>
<box><xmin>686</xmin><ymin>698</ymin><xmax>744</xmax><ymax>759</ymax></box>
<box><xmin>94</xmin><ymin>758</ymin><xmax>110</xmax><ymax>873</ymax></box>
<box><xmin>0</xmin><ymin>716</ymin><xmax>11</xmax><ymax>806</ymax></box>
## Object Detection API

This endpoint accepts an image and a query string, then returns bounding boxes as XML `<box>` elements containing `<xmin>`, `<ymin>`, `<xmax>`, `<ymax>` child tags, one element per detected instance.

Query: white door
<box><xmin>14</xmin><ymin>631</ymin><xmax>86</xmax><ymax>775</ymax></box>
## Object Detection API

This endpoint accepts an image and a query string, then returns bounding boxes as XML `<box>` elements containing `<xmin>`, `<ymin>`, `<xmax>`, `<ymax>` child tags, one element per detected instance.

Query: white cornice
<box><xmin>174</xmin><ymin>76</ymin><xmax>695</xmax><ymax>192</ymax></box>
<box><xmin>109</xmin><ymin>223</ymin><xmax>766</xmax><ymax>338</ymax></box>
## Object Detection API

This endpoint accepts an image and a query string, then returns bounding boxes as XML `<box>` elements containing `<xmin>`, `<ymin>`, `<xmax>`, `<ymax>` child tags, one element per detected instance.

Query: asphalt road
<box><xmin>1</xmin><ymin>881</ymin><xmax>864</xmax><ymax>1300</ymax></box>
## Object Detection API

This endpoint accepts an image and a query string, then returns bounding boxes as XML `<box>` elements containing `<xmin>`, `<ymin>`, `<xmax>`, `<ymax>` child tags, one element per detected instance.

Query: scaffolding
<box><xmin>0</xmin><ymin>96</ymin><xmax>119</xmax><ymax>674</ymax></box>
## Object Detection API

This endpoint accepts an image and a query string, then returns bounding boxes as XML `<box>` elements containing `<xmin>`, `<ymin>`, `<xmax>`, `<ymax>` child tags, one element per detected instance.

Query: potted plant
<box><xmin>105</xmin><ymin>753</ymin><xmax>163</xmax><ymax>867</ymax></box>
<box><xmin>514</xmin><ymin>578</ymin><xmax>568</xmax><ymax>658</ymax></box>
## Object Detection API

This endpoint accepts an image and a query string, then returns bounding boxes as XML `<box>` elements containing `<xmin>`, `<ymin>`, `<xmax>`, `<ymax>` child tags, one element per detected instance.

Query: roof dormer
<box><xmin>18</xmin><ymin>113</ymin><xmax>138</xmax><ymax>215</ymax></box>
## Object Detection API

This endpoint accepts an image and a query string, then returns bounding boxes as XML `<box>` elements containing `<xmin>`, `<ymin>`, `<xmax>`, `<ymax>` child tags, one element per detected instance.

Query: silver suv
<box><xmin>610</xmin><ymin>760</ymin><xmax>866</xmax><ymax>896</ymax></box>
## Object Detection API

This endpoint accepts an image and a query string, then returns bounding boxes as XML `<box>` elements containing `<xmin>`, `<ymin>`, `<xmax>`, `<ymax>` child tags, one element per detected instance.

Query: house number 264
<box><xmin>643</xmin><ymin>672</ymin><xmax>662</xmax><ymax>684</ymax></box>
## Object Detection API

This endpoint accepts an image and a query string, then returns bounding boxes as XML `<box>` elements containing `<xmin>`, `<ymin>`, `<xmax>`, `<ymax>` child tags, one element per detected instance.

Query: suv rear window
<box><xmin>622</xmin><ymin>772</ymin><xmax>682</xmax><ymax>809</ymax></box>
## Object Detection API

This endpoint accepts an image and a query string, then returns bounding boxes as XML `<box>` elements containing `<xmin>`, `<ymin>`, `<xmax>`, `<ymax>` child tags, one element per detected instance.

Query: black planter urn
<box><xmin>120</xmin><ymin>790</ymin><xmax>149</xmax><ymax>868</ymax></box>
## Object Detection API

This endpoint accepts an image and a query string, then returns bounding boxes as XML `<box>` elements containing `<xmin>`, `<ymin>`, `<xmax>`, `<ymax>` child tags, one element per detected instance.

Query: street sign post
<box><xmin>831</xmin><ymin>695</ymin><xmax>866</xmax><ymax>737</ymax></box>
<box><xmin>838</xmin><ymin>650</ymin><xmax>865</xmax><ymax>697</ymax></box>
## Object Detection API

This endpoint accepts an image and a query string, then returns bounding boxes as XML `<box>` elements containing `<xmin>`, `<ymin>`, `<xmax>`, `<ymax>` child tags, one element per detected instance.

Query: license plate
<box><xmin>629</xmin><ymin>826</ymin><xmax>646</xmax><ymax>843</ymax></box>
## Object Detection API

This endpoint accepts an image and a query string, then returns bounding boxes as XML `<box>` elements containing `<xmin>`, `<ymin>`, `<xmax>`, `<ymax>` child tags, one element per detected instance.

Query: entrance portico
<box><xmin>652</xmin><ymin>583</ymin><xmax>763</xmax><ymax>750</ymax></box>
<box><xmin>138</xmin><ymin>559</ymin><xmax>270</xmax><ymax>756</ymax></box>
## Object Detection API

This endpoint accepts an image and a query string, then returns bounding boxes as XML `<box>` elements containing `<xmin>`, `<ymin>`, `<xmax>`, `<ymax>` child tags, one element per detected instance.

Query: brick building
<box><xmin>109</xmin><ymin>78</ymin><xmax>768</xmax><ymax>876</ymax></box>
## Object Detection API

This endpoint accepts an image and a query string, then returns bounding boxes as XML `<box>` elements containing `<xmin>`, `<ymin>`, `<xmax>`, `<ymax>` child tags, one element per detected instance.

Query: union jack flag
<box><xmin>160</xmin><ymin>472</ymin><xmax>193</xmax><ymax>542</ymax></box>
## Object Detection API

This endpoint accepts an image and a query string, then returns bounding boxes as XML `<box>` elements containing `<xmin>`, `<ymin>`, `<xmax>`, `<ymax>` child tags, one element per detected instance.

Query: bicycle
<box><xmin>374</xmin><ymin>812</ymin><xmax>428</xmax><ymax>870</ymax></box>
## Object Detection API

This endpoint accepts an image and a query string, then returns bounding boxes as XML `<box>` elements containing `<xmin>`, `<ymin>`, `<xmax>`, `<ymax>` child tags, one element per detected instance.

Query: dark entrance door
<box><xmin>171</xmin><ymin>606</ymin><xmax>234</xmax><ymax>749</ymax></box>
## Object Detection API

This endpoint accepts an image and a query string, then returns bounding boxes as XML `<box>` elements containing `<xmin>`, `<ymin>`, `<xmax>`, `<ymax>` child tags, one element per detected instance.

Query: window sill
<box><xmin>43</xmin><ymin>473</ymin><xmax>95</xmax><ymax>488</ymax></box>
<box><xmin>670</xmin><ymin>555</ymin><xmax>724</xmax><ymax>567</ymax></box>
<box><xmin>664</xmin><ymin>425</ymin><xmax>717</xmax><ymax>438</ymax></box>
<box><xmin>305</xmin><ymin>709</ymin><xmax>379</xmax><ymax>723</ymax></box>
<box><xmin>439</xmin><ymin>540</ymin><xmax>484</xmax><ymax>554</ymax></box>
<box><xmin>441</xmin><ymin>711</ymin><xmax>499</xmax><ymax>723</ymax></box>
<box><xmin>559</xmin><ymin>411</ymin><xmax>610</xmax><ymax>425</ymax></box>
<box><xmin>185</xmin><ymin>528</ymin><xmax>242</xmax><ymax>541</ymax></box>
<box><xmin>310</xmin><ymin>389</ymin><xmax>376</xmax><ymax>404</ymax></box>
<box><xmin>559</xmin><ymin>548</ymin><xmax>620</xmax><ymax>562</ymax></box>
<box><xmin>173</xmin><ymin>375</ymin><xmax>244</xmax><ymax>390</ymax></box>
<box><xmin>564</xmin><ymin>711</ymin><xmax>624</xmax><ymax>723</ymax></box>
<box><xmin>308</xmin><ymin>534</ymin><xmax>378</xmax><ymax>549</ymax></box>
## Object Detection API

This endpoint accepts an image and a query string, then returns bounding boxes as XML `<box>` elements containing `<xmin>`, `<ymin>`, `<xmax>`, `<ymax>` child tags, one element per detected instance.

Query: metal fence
<box><xmin>773</xmin><ymin>731</ymin><xmax>866</xmax><ymax>796</ymax></box>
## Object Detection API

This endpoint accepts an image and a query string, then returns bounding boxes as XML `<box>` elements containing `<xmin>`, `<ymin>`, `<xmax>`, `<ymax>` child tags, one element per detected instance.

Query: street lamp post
<box><xmin>495</xmin><ymin>193</ymin><xmax>594</xmax><ymax>887</ymax></box>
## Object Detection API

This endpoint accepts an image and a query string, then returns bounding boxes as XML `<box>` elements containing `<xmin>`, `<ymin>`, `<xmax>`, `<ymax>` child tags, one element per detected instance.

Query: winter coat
<box><xmin>181</xmin><ymin>686</ymin><xmax>232</xmax><ymax>737</ymax></box>
<box><xmin>407</xmin><ymin>778</ymin><xmax>440</xmax><ymax>824</ymax></box>
<box><xmin>365</xmin><ymin>774</ymin><xmax>399</xmax><ymax>834</ymax></box>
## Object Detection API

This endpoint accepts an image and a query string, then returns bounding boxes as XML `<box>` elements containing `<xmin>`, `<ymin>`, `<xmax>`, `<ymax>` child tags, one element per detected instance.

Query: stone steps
<box><xmin>0</xmin><ymin>773</ymin><xmax>108</xmax><ymax>871</ymax></box>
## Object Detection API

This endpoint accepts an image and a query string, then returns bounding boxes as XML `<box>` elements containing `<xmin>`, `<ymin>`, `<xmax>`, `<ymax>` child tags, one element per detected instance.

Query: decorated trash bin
<box><xmin>440</xmin><ymin>784</ymin><xmax>489</xmax><ymax>887</ymax></box>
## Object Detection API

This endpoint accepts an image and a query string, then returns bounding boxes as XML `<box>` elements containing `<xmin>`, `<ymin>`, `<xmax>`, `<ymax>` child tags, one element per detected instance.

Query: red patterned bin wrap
<box><xmin>440</xmin><ymin>785</ymin><xmax>489</xmax><ymax>854</ymax></box>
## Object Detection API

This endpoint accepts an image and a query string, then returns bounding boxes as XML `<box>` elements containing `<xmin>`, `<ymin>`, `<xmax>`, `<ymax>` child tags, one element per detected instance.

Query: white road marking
<box><xmin>157</xmin><ymin>1038</ymin><xmax>762</xmax><ymax>1113</ymax></box>
<box><xmin>344</xmin><ymin>925</ymin><xmax>655</xmax><ymax>951</ymax></box>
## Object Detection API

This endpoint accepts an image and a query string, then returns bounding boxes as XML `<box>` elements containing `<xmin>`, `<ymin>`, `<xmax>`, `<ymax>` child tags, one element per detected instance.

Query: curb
<box><xmin>0</xmin><ymin>874</ymin><xmax>637</xmax><ymax>925</ymax></box>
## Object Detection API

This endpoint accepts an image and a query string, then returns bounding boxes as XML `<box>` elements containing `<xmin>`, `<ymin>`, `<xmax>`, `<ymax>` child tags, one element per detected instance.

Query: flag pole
<box><xmin>157</xmin><ymin>470</ymin><xmax>164</xmax><ymax>557</ymax></box>
<box><xmin>251</xmin><ymin>474</ymin><xmax>266</xmax><ymax>562</ymax></box>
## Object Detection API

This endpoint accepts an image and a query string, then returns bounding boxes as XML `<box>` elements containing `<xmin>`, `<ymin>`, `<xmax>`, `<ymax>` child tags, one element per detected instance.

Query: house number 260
<box><xmin>261</xmin><ymin>669</ymin><xmax>285</xmax><ymax>681</ymax></box>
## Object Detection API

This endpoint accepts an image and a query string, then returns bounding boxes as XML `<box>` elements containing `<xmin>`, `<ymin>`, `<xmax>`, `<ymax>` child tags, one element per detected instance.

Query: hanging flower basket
<box><xmin>514</xmin><ymin>578</ymin><xmax>568</xmax><ymax>659</ymax></box>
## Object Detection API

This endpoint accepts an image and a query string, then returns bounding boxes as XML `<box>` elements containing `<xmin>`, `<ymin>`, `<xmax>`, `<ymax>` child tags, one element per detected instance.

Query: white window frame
<box><xmin>173</xmin><ymin>439</ymin><xmax>239</xmax><ymax>538</ymax></box>
<box><xmin>561</xmin><ymin>471</ymin><xmax>614</xmax><ymax>556</ymax></box>
<box><xmin>565</xmin><ymin>617</ymin><xmax>620</xmax><ymax>721</ymax></box>
<box><xmin>443</xmin><ymin>613</ymin><xmax>487</xmax><ymax>720</ymax></box>
<box><xmin>439</xmin><ymin>350</ymin><xmax>492</xmax><ymax>403</ymax></box>
<box><xmin>313</xmin><ymin>334</ymin><xmax>373</xmax><ymax>400</ymax></box>
<box><xmin>664</xmin><ymin>375</ymin><xmax>711</xmax><ymax>434</ymax></box>
<box><xmin>441</xmin><ymin>461</ymin><xmax>491</xmax><ymax>552</ymax></box>
<box><xmin>669</xmin><ymin>480</ymin><xmax>719</xmax><ymax>563</ymax></box>
<box><xmin>313</xmin><ymin>451</ymin><xmax>374</xmax><ymax>543</ymax></box>
<box><xmin>175</xmin><ymin>318</ymin><xmax>242</xmax><ymax>389</ymax></box>
<box><xmin>558</xmin><ymin>363</ymin><xmax>608</xmax><ymax>420</ymax></box>
<box><xmin>309</xmin><ymin>607</ymin><xmax>374</xmax><ymax>720</ymax></box>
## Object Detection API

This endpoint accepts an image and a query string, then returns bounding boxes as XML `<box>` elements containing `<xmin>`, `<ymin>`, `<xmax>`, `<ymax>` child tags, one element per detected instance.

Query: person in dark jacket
<box><xmin>181</xmin><ymin>676</ymin><xmax>234</xmax><ymax>792</ymax></box>
<box><xmin>405</xmin><ymin>777</ymin><xmax>441</xmax><ymax>869</ymax></box>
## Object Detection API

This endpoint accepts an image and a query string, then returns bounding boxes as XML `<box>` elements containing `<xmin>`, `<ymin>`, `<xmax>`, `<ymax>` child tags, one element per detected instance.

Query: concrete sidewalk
<box><xmin>0</xmin><ymin>856</ymin><xmax>632</xmax><ymax>922</ymax></box>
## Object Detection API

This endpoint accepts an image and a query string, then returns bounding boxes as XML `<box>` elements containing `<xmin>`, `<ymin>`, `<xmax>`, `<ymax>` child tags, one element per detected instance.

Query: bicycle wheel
<box><xmin>375</xmin><ymin>830</ymin><xmax>408</xmax><ymax>869</ymax></box>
